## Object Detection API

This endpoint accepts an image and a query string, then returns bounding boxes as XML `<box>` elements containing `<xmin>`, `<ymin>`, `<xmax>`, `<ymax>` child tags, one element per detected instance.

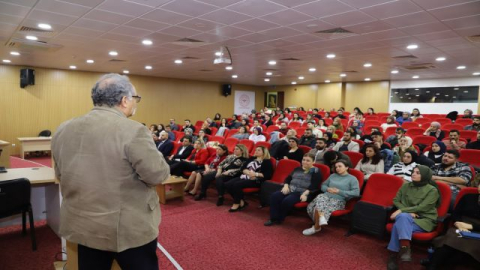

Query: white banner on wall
<box><xmin>234</xmin><ymin>90</ymin><xmax>255</xmax><ymax>115</ymax></box>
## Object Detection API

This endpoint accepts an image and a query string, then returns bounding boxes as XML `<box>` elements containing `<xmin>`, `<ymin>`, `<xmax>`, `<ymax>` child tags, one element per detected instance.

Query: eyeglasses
<box><xmin>131</xmin><ymin>95</ymin><xmax>141</xmax><ymax>103</ymax></box>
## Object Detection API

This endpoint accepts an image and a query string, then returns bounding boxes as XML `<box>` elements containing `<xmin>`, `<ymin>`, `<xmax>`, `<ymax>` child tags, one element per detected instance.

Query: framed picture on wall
<box><xmin>266</xmin><ymin>92</ymin><xmax>278</xmax><ymax>109</ymax></box>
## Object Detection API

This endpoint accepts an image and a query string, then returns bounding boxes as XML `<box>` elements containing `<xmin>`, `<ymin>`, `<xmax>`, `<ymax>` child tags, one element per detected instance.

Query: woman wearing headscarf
<box><xmin>387</xmin><ymin>165</ymin><xmax>440</xmax><ymax>270</ymax></box>
<box><xmin>423</xmin><ymin>122</ymin><xmax>445</xmax><ymax>140</ymax></box>
<box><xmin>397</xmin><ymin>111</ymin><xmax>412</xmax><ymax>126</ymax></box>
<box><xmin>323</xmin><ymin>132</ymin><xmax>336</xmax><ymax>149</ymax></box>
<box><xmin>393</xmin><ymin>136</ymin><xmax>416</xmax><ymax>159</ymax></box>
<box><xmin>388</xmin><ymin>150</ymin><xmax>417</xmax><ymax>183</ymax></box>
<box><xmin>425</xmin><ymin>185</ymin><xmax>480</xmax><ymax>269</ymax></box>
<box><xmin>424</xmin><ymin>141</ymin><xmax>446</xmax><ymax>165</ymax></box>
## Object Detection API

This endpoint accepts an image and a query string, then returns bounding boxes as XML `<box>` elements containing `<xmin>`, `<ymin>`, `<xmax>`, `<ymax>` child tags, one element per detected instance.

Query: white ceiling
<box><xmin>1</xmin><ymin>0</ymin><xmax>480</xmax><ymax>86</ymax></box>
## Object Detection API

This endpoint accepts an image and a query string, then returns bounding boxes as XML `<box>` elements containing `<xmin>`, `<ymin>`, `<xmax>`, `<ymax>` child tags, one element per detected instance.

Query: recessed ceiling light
<box><xmin>174</xmin><ymin>59</ymin><xmax>182</xmax><ymax>64</ymax></box>
<box><xmin>391</xmin><ymin>70</ymin><xmax>399</xmax><ymax>74</ymax></box>
<box><xmin>395</xmin><ymin>92</ymin><xmax>399</xmax><ymax>94</ymax></box>
<box><xmin>26</xmin><ymin>35</ymin><xmax>37</xmax><ymax>40</ymax></box>
<box><xmin>456</xmin><ymin>66</ymin><xmax>466</xmax><ymax>70</ymax></box>
<box><xmin>473</xmin><ymin>72</ymin><xmax>480</xmax><ymax>76</ymax></box>
<box><xmin>38</xmin><ymin>23</ymin><xmax>51</xmax><ymax>30</ymax></box>
<box><xmin>309</xmin><ymin>67</ymin><xmax>316</xmax><ymax>72</ymax></box>
<box><xmin>326</xmin><ymin>54</ymin><xmax>336</xmax><ymax>59</ymax></box>
<box><xmin>109</xmin><ymin>51</ymin><xmax>118</xmax><ymax>56</ymax></box>
<box><xmin>264</xmin><ymin>78</ymin><xmax>270</xmax><ymax>82</ymax></box>
<box><xmin>291</xmin><ymin>81</ymin><xmax>297</xmax><ymax>85</ymax></box>
<box><xmin>215</xmin><ymin>51</ymin><xmax>222</xmax><ymax>56</ymax></box>
<box><xmin>142</xmin><ymin>39</ymin><xmax>153</xmax><ymax>45</ymax></box>
<box><xmin>406</xmin><ymin>93</ymin><xmax>410</xmax><ymax>95</ymax></box>
<box><xmin>415</xmin><ymin>95</ymin><xmax>419</xmax><ymax>97</ymax></box>
<box><xmin>86</xmin><ymin>59</ymin><xmax>94</xmax><ymax>64</ymax></box>
<box><xmin>436</xmin><ymin>93</ymin><xmax>440</xmax><ymax>95</ymax></box>
<box><xmin>298</xmin><ymin>76</ymin><xmax>304</xmax><ymax>80</ymax></box>
<box><xmin>325</xmin><ymin>80</ymin><xmax>330</xmax><ymax>83</ymax></box>
<box><xmin>2</xmin><ymin>59</ymin><xmax>11</xmax><ymax>63</ymax></box>
<box><xmin>406</xmin><ymin>44</ymin><xmax>418</xmax><ymax>49</ymax></box>
<box><xmin>415</xmin><ymin>88</ymin><xmax>419</xmax><ymax>90</ymax></box>
<box><xmin>400</xmin><ymin>97</ymin><xmax>403</xmax><ymax>99</ymax></box>
<box><xmin>145</xmin><ymin>65</ymin><xmax>152</xmax><ymax>70</ymax></box>
<box><xmin>268</xmin><ymin>60</ymin><xmax>276</xmax><ymax>65</ymax></box>
<box><xmin>426</xmin><ymin>91</ymin><xmax>430</xmax><ymax>93</ymax></box>
<box><xmin>453</xmin><ymin>96</ymin><xmax>456</xmax><ymax>98</ymax></box>
<box><xmin>436</xmin><ymin>57</ymin><xmax>446</xmax><ymax>61</ymax></box>
<box><xmin>445</xmin><ymin>95</ymin><xmax>449</xmax><ymax>97</ymax></box>
<box><xmin>363</xmin><ymin>63</ymin><xmax>372</xmax><ymax>67</ymax></box>
<box><xmin>364</xmin><ymin>78</ymin><xmax>371</xmax><ymax>81</ymax></box>
<box><xmin>464</xmin><ymin>90</ymin><xmax>469</xmax><ymax>93</ymax></box>
<box><xmin>225</xmin><ymin>66</ymin><xmax>233</xmax><ymax>70</ymax></box>
<box><xmin>69</xmin><ymin>65</ymin><xmax>76</xmax><ymax>69</ymax></box>
<box><xmin>412</xmin><ymin>75</ymin><xmax>419</xmax><ymax>79</ymax></box>
<box><xmin>340</xmin><ymin>73</ymin><xmax>346</xmax><ymax>77</ymax></box>
<box><xmin>123</xmin><ymin>70</ymin><xmax>129</xmax><ymax>74</ymax></box>
<box><xmin>10</xmin><ymin>51</ymin><xmax>20</xmax><ymax>56</ymax></box>
<box><xmin>408</xmin><ymin>97</ymin><xmax>412</xmax><ymax>99</ymax></box>
<box><xmin>454</xmin><ymin>88</ymin><xmax>459</xmax><ymax>90</ymax></box>
<box><xmin>266</xmin><ymin>72</ymin><xmax>272</xmax><ymax>76</ymax></box>
<box><xmin>232</xmin><ymin>74</ymin><xmax>238</xmax><ymax>78</ymax></box>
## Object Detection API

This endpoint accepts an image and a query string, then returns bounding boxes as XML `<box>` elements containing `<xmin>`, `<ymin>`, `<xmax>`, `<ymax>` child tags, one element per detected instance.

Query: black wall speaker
<box><xmin>222</xmin><ymin>84</ymin><xmax>231</xmax><ymax>97</ymax></box>
<box><xmin>20</xmin><ymin>68</ymin><xmax>35</xmax><ymax>88</ymax></box>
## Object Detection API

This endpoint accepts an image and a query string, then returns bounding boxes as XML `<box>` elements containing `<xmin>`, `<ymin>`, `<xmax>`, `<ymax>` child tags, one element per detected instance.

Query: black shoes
<box><xmin>228</xmin><ymin>207</ymin><xmax>240</xmax><ymax>212</ymax></box>
<box><xmin>216</xmin><ymin>197</ymin><xmax>224</xmax><ymax>206</ymax></box>
<box><xmin>387</xmin><ymin>253</ymin><xmax>398</xmax><ymax>270</ymax></box>
<box><xmin>264</xmin><ymin>220</ymin><xmax>281</xmax><ymax>226</ymax></box>
<box><xmin>399</xmin><ymin>246</ymin><xmax>412</xmax><ymax>262</ymax></box>
<box><xmin>194</xmin><ymin>193</ymin><xmax>205</xmax><ymax>201</ymax></box>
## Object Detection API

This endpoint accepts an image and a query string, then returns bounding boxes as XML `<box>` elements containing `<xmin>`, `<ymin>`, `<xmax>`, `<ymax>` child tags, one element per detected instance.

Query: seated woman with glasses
<box><xmin>170</xmin><ymin>139</ymin><xmax>209</xmax><ymax>177</ymax></box>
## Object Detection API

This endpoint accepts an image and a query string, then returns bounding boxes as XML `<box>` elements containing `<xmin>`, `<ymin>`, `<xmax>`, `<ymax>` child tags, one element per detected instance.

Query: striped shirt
<box><xmin>387</xmin><ymin>162</ymin><xmax>417</xmax><ymax>182</ymax></box>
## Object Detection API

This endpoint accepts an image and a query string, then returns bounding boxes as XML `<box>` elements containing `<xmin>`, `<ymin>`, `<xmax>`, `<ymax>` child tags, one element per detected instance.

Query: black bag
<box><xmin>259</xmin><ymin>180</ymin><xmax>283</xmax><ymax>207</ymax></box>
<box><xmin>350</xmin><ymin>201</ymin><xmax>389</xmax><ymax>238</ymax></box>
<box><xmin>269</xmin><ymin>140</ymin><xmax>289</xmax><ymax>159</ymax></box>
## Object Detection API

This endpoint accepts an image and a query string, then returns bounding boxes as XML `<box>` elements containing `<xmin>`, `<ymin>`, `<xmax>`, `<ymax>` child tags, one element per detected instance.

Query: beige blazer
<box><xmin>52</xmin><ymin>107</ymin><xmax>170</xmax><ymax>252</ymax></box>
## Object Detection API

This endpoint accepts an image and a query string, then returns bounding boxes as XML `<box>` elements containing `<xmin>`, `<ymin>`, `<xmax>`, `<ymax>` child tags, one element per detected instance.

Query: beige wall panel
<box><xmin>317</xmin><ymin>83</ymin><xmax>343</xmax><ymax>111</ymax></box>
<box><xmin>345</xmin><ymin>81</ymin><xmax>390</xmax><ymax>113</ymax></box>
<box><xmin>0</xmin><ymin>65</ymin><xmax>263</xmax><ymax>155</ymax></box>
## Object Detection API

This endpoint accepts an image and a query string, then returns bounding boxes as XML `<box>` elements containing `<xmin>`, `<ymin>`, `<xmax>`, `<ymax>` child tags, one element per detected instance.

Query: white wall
<box><xmin>389</xmin><ymin>77</ymin><xmax>480</xmax><ymax>114</ymax></box>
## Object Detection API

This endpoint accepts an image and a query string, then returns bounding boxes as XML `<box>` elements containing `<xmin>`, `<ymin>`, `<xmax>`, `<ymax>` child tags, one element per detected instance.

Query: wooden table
<box><xmin>0</xmin><ymin>140</ymin><xmax>10</xmax><ymax>168</ymax></box>
<box><xmin>17</xmin><ymin>137</ymin><xmax>52</xmax><ymax>159</ymax></box>
<box><xmin>156</xmin><ymin>176</ymin><xmax>187</xmax><ymax>204</ymax></box>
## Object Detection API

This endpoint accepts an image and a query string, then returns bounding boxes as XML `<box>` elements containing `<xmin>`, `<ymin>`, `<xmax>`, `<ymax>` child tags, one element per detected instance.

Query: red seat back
<box><xmin>460</xmin><ymin>130</ymin><xmax>478</xmax><ymax>142</ymax></box>
<box><xmin>210</xmin><ymin>136</ymin><xmax>225</xmax><ymax>144</ymax></box>
<box><xmin>384</xmin><ymin>126</ymin><xmax>398</xmax><ymax>138</ymax></box>
<box><xmin>240</xmin><ymin>139</ymin><xmax>255</xmax><ymax>154</ymax></box>
<box><xmin>348</xmin><ymin>168</ymin><xmax>365</xmax><ymax>191</ymax></box>
<box><xmin>268</xmin><ymin>159</ymin><xmax>300</xmax><ymax>184</ymax></box>
<box><xmin>352</xmin><ymin>139</ymin><xmax>365</xmax><ymax>148</ymax></box>
<box><xmin>343</xmin><ymin>151</ymin><xmax>364</xmax><ymax>167</ymax></box>
<box><xmin>405</xmin><ymin>127</ymin><xmax>424</xmax><ymax>137</ymax></box>
<box><xmin>364</xmin><ymin>126</ymin><xmax>381</xmax><ymax>135</ymax></box>
<box><xmin>455</xmin><ymin>119</ymin><xmax>473</xmax><ymax>126</ymax></box>
<box><xmin>402</xmin><ymin>122</ymin><xmax>420</xmax><ymax>129</ymax></box>
<box><xmin>414</xmin><ymin>118</ymin><xmax>431</xmax><ymax>125</ymax></box>
<box><xmin>434</xmin><ymin>118</ymin><xmax>452</xmax><ymax>126</ymax></box>
<box><xmin>298</xmin><ymin>145</ymin><xmax>312</xmax><ymax>155</ymax></box>
<box><xmin>435</xmin><ymin>182</ymin><xmax>452</xmax><ymax>218</ymax></box>
<box><xmin>207</xmin><ymin>147</ymin><xmax>217</xmax><ymax>157</ymax></box>
<box><xmin>459</xmin><ymin>149</ymin><xmax>480</xmax><ymax>167</ymax></box>
<box><xmin>170</xmin><ymin>142</ymin><xmax>181</xmax><ymax>156</ymax></box>
<box><xmin>225</xmin><ymin>129</ymin><xmax>239</xmax><ymax>138</ymax></box>
<box><xmin>266</xmin><ymin>125</ymin><xmax>279</xmax><ymax>133</ymax></box>
<box><xmin>443</xmin><ymin>124</ymin><xmax>464</xmax><ymax>132</ymax></box>
<box><xmin>412</xmin><ymin>135</ymin><xmax>436</xmax><ymax>146</ymax></box>
<box><xmin>250</xmin><ymin>141</ymin><xmax>271</xmax><ymax>156</ymax></box>
<box><xmin>313</xmin><ymin>164</ymin><xmax>330</xmax><ymax>183</ymax></box>
<box><xmin>288</xmin><ymin>122</ymin><xmax>301</xmax><ymax>129</ymax></box>
<box><xmin>295</xmin><ymin>127</ymin><xmax>306</xmax><ymax>137</ymax></box>
<box><xmin>224</xmin><ymin>137</ymin><xmax>239</xmax><ymax>153</ymax></box>
<box><xmin>361</xmin><ymin>174</ymin><xmax>404</xmax><ymax>207</ymax></box>
<box><xmin>454</xmin><ymin>187</ymin><xmax>479</xmax><ymax>209</ymax></box>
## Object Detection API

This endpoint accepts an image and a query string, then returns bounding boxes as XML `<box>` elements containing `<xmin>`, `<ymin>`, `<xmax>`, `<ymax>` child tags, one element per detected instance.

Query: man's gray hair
<box><xmin>91</xmin><ymin>73</ymin><xmax>134</xmax><ymax>107</ymax></box>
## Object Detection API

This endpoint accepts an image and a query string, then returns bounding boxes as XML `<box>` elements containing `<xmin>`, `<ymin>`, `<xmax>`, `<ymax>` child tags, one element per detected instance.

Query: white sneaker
<box><xmin>302</xmin><ymin>226</ymin><xmax>321</xmax><ymax>236</ymax></box>
<box><xmin>319</xmin><ymin>216</ymin><xmax>328</xmax><ymax>226</ymax></box>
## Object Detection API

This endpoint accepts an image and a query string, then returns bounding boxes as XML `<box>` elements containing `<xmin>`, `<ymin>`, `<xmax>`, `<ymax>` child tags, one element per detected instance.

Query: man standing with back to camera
<box><xmin>52</xmin><ymin>74</ymin><xmax>170</xmax><ymax>270</ymax></box>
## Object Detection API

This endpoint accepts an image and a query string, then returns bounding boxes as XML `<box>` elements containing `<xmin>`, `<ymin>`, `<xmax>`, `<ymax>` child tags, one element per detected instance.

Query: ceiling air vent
<box><xmin>18</xmin><ymin>26</ymin><xmax>56</xmax><ymax>38</ymax></box>
<box><xmin>6</xmin><ymin>38</ymin><xmax>62</xmax><ymax>52</ymax></box>
<box><xmin>199</xmin><ymin>69</ymin><xmax>213</xmax><ymax>72</ymax></box>
<box><xmin>314</xmin><ymin>27</ymin><xmax>356</xmax><ymax>39</ymax></box>
<box><xmin>182</xmin><ymin>56</ymin><xmax>200</xmax><ymax>60</ymax></box>
<box><xmin>109</xmin><ymin>59</ymin><xmax>126</xmax><ymax>62</ymax></box>
<box><xmin>401</xmin><ymin>63</ymin><xmax>435</xmax><ymax>70</ymax></box>
<box><xmin>466</xmin><ymin>35</ymin><xmax>480</xmax><ymax>43</ymax></box>
<box><xmin>343</xmin><ymin>70</ymin><xmax>358</xmax><ymax>73</ymax></box>
<box><xmin>393</xmin><ymin>55</ymin><xmax>418</xmax><ymax>59</ymax></box>
<box><xmin>171</xmin><ymin>38</ymin><xmax>205</xmax><ymax>46</ymax></box>
<box><xmin>280</xmin><ymin>57</ymin><xmax>301</xmax><ymax>61</ymax></box>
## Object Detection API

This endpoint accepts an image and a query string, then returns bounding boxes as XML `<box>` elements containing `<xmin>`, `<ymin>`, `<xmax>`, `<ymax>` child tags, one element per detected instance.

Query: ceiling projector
<box><xmin>213</xmin><ymin>46</ymin><xmax>232</xmax><ymax>65</ymax></box>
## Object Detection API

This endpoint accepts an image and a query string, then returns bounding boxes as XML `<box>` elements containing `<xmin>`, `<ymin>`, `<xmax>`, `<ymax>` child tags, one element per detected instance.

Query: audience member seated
<box><xmin>289</xmin><ymin>113</ymin><xmax>304</xmax><ymax>124</ymax></box>
<box><xmin>183</xmin><ymin>119</ymin><xmax>196</xmax><ymax>133</ymax></box>
<box><xmin>231</xmin><ymin>126</ymin><xmax>249</xmax><ymax>140</ymax></box>
<box><xmin>393</xmin><ymin>136</ymin><xmax>415</xmax><ymax>159</ymax></box>
<box><xmin>170</xmin><ymin>139</ymin><xmax>209</xmax><ymax>177</ymax></box>
<box><xmin>366</xmin><ymin>107</ymin><xmax>376</xmax><ymax>116</ymax></box>
<box><xmin>167</xmin><ymin>136</ymin><xmax>194</xmax><ymax>164</ymax></box>
<box><xmin>303</xmin><ymin>159</ymin><xmax>360</xmax><ymax>235</ymax></box>
<box><xmin>423</xmin><ymin>122</ymin><xmax>445</xmax><ymax>140</ymax></box>
<box><xmin>462</xmin><ymin>109</ymin><xmax>475</xmax><ymax>119</ymax></box>
<box><xmin>251</xmin><ymin>119</ymin><xmax>263</xmax><ymax>132</ymax></box>
<box><xmin>397</xmin><ymin>111</ymin><xmax>412</xmax><ymax>126</ymax></box>
<box><xmin>464</xmin><ymin>116</ymin><xmax>480</xmax><ymax>131</ymax></box>
<box><xmin>213</xmin><ymin>113</ymin><xmax>221</xmax><ymax>122</ymax></box>
<box><xmin>410</xmin><ymin>108</ymin><xmax>423</xmax><ymax>122</ymax></box>
<box><xmin>239</xmin><ymin>119</ymin><xmax>250</xmax><ymax>131</ymax></box>
<box><xmin>309</xmin><ymin>138</ymin><xmax>329</xmax><ymax>164</ymax></box>
<box><xmin>371</xmin><ymin>131</ymin><xmax>391</xmax><ymax>150</ymax></box>
<box><xmin>306</xmin><ymin>121</ymin><xmax>323</xmax><ymax>138</ymax></box>
<box><xmin>225</xmin><ymin>146</ymin><xmax>273</xmax><ymax>212</ymax></box>
<box><xmin>326</xmin><ymin>125</ymin><xmax>339</xmax><ymax>140</ymax></box>
<box><xmin>359</xmin><ymin>127</ymin><xmax>380</xmax><ymax>143</ymax></box>
<box><xmin>466</xmin><ymin>130</ymin><xmax>480</xmax><ymax>149</ymax></box>
<box><xmin>321</xmin><ymin>150</ymin><xmax>353</xmax><ymax>172</ymax></box>
<box><xmin>323</xmin><ymin>132</ymin><xmax>336</xmax><ymax>149</ymax></box>
<box><xmin>332</xmin><ymin>117</ymin><xmax>344</xmax><ymax>132</ymax></box>
<box><xmin>387</xmin><ymin>150</ymin><xmax>417</xmax><ymax>183</ymax></box>
<box><xmin>381</xmin><ymin>116</ymin><xmax>398</xmax><ymax>133</ymax></box>
<box><xmin>386</xmin><ymin>127</ymin><xmax>406</xmax><ymax>148</ymax></box>
<box><xmin>263</xmin><ymin>115</ymin><xmax>273</xmax><ymax>127</ymax></box>
<box><xmin>442</xmin><ymin>130</ymin><xmax>466</xmax><ymax>150</ymax></box>
<box><xmin>348</xmin><ymin>107</ymin><xmax>364</xmax><ymax>120</ymax></box>
<box><xmin>165</xmin><ymin>125</ymin><xmax>175</xmax><ymax>141</ymax></box>
<box><xmin>317</xmin><ymin>119</ymin><xmax>328</xmax><ymax>130</ymax></box>
<box><xmin>431</xmin><ymin>149</ymin><xmax>473</xmax><ymax>210</ymax></box>
<box><xmin>424</xmin><ymin>141</ymin><xmax>446</xmax><ymax>165</ymax></box>
<box><xmin>426</xmin><ymin>185</ymin><xmax>480</xmax><ymax>269</ymax></box>
<box><xmin>282</xmin><ymin>137</ymin><xmax>304</xmax><ymax>163</ymax></box>
<box><xmin>275</xmin><ymin>113</ymin><xmax>289</xmax><ymax>125</ymax></box>
<box><xmin>387</xmin><ymin>165</ymin><xmax>440</xmax><ymax>269</ymax></box>
<box><xmin>264</xmin><ymin>153</ymin><xmax>322</xmax><ymax>226</ymax></box>
<box><xmin>312</xmin><ymin>108</ymin><xmax>323</xmax><ymax>119</ymax></box>
<box><xmin>169</xmin><ymin>118</ymin><xmax>179</xmax><ymax>131</ymax></box>
<box><xmin>156</xmin><ymin>131</ymin><xmax>173</xmax><ymax>157</ymax></box>
<box><xmin>149</xmin><ymin>124</ymin><xmax>159</xmax><ymax>137</ymax></box>
<box><xmin>355</xmin><ymin>143</ymin><xmax>384</xmax><ymax>181</ymax></box>
<box><xmin>227</xmin><ymin>115</ymin><xmax>242</xmax><ymax>129</ymax></box>
<box><xmin>269</xmin><ymin>122</ymin><xmax>289</xmax><ymax>143</ymax></box>
<box><xmin>299</xmin><ymin>128</ymin><xmax>316</xmax><ymax>148</ymax></box>
<box><xmin>186</xmin><ymin>144</ymin><xmax>228</xmax><ymax>196</ymax></box>
<box><xmin>348</xmin><ymin>122</ymin><xmax>363</xmax><ymax>138</ymax></box>
<box><xmin>335</xmin><ymin>110</ymin><xmax>347</xmax><ymax>119</ymax></box>
<box><xmin>249</xmin><ymin>127</ymin><xmax>266</xmax><ymax>143</ymax></box>
<box><xmin>194</xmin><ymin>129</ymin><xmax>209</xmax><ymax>143</ymax></box>
<box><xmin>390</xmin><ymin>110</ymin><xmax>400</xmax><ymax>119</ymax></box>
<box><xmin>157</xmin><ymin>124</ymin><xmax>165</xmax><ymax>133</ymax></box>
<box><xmin>332</xmin><ymin>130</ymin><xmax>360</xmax><ymax>152</ymax></box>
<box><xmin>180</xmin><ymin>128</ymin><xmax>194</xmax><ymax>143</ymax></box>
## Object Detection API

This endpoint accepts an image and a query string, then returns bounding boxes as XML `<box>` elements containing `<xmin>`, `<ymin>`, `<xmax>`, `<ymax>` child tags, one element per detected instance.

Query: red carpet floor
<box><xmin>9</xmin><ymin>156</ymin><xmax>52</xmax><ymax>168</ymax></box>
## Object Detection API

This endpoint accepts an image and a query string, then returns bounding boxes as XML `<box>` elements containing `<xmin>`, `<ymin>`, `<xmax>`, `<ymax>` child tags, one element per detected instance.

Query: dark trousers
<box><xmin>225</xmin><ymin>177</ymin><xmax>260</xmax><ymax>204</ymax></box>
<box><xmin>170</xmin><ymin>161</ymin><xmax>199</xmax><ymax>176</ymax></box>
<box><xmin>200</xmin><ymin>171</ymin><xmax>217</xmax><ymax>195</ymax></box>
<box><xmin>216</xmin><ymin>175</ymin><xmax>235</xmax><ymax>197</ymax></box>
<box><xmin>78</xmin><ymin>239</ymin><xmax>158</xmax><ymax>270</ymax></box>
<box><xmin>269</xmin><ymin>191</ymin><xmax>301</xmax><ymax>222</ymax></box>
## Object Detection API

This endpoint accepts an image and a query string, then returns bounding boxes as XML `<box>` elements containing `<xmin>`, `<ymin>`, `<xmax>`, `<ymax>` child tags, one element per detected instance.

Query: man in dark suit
<box><xmin>156</xmin><ymin>131</ymin><xmax>173</xmax><ymax>157</ymax></box>
<box><xmin>167</xmin><ymin>136</ymin><xmax>193</xmax><ymax>164</ymax></box>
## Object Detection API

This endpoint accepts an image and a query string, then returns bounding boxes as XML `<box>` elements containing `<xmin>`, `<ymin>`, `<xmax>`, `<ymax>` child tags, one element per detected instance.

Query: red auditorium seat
<box><xmin>206</xmin><ymin>147</ymin><xmax>216</xmax><ymax>157</ymax></box>
<box><xmin>386</xmin><ymin>182</ymin><xmax>451</xmax><ymax>242</ymax></box>
<box><xmin>459</xmin><ymin>149</ymin><xmax>480</xmax><ymax>168</ymax></box>
<box><xmin>412</xmin><ymin>135</ymin><xmax>436</xmax><ymax>146</ymax></box>
<box><xmin>250</xmin><ymin>141</ymin><xmax>271</xmax><ymax>156</ymax></box>
<box><xmin>266</xmin><ymin>125</ymin><xmax>279</xmax><ymax>134</ymax></box>
<box><xmin>454</xmin><ymin>187</ymin><xmax>478</xmax><ymax>209</ymax></box>
<box><xmin>295</xmin><ymin>127</ymin><xmax>306</xmax><ymax>137</ymax></box>
<box><xmin>434</xmin><ymin>118</ymin><xmax>452</xmax><ymax>126</ymax></box>
<box><xmin>298</xmin><ymin>145</ymin><xmax>312</xmax><ymax>155</ymax></box>
<box><xmin>240</xmin><ymin>139</ymin><xmax>254</xmax><ymax>154</ymax></box>
<box><xmin>363</xmin><ymin>126</ymin><xmax>382</xmax><ymax>135</ymax></box>
<box><xmin>288</xmin><ymin>122</ymin><xmax>301</xmax><ymax>129</ymax></box>
<box><xmin>414</xmin><ymin>118</ymin><xmax>432</xmax><ymax>125</ymax></box>
<box><xmin>364</xmin><ymin>120</ymin><xmax>381</xmax><ymax>127</ymax></box>
<box><xmin>209</xmin><ymin>136</ymin><xmax>225</xmax><ymax>144</ymax></box>
<box><xmin>442</xmin><ymin>124</ymin><xmax>464</xmax><ymax>131</ymax></box>
<box><xmin>225</xmin><ymin>129</ymin><xmax>239</xmax><ymax>138</ymax></box>
<box><xmin>294</xmin><ymin>164</ymin><xmax>331</xmax><ymax>209</ymax></box>
<box><xmin>460</xmin><ymin>130</ymin><xmax>478</xmax><ymax>142</ymax></box>
<box><xmin>224</xmin><ymin>137</ymin><xmax>239</xmax><ymax>153</ymax></box>
<box><xmin>405</xmin><ymin>127</ymin><xmax>424</xmax><ymax>137</ymax></box>
<box><xmin>401</xmin><ymin>122</ymin><xmax>420</xmax><ymax>129</ymax></box>
<box><xmin>353</xmin><ymin>139</ymin><xmax>365</xmax><ymax>149</ymax></box>
<box><xmin>343</xmin><ymin>151</ymin><xmax>364</xmax><ymax>167</ymax></box>
<box><xmin>455</xmin><ymin>118</ymin><xmax>473</xmax><ymax>126</ymax></box>
<box><xmin>384</xmin><ymin>126</ymin><xmax>398</xmax><ymax>138</ymax></box>
<box><xmin>361</xmin><ymin>174</ymin><xmax>404</xmax><ymax>206</ymax></box>
<box><xmin>335</xmin><ymin>130</ymin><xmax>344</xmax><ymax>138</ymax></box>
<box><xmin>169</xmin><ymin>142</ymin><xmax>181</xmax><ymax>156</ymax></box>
